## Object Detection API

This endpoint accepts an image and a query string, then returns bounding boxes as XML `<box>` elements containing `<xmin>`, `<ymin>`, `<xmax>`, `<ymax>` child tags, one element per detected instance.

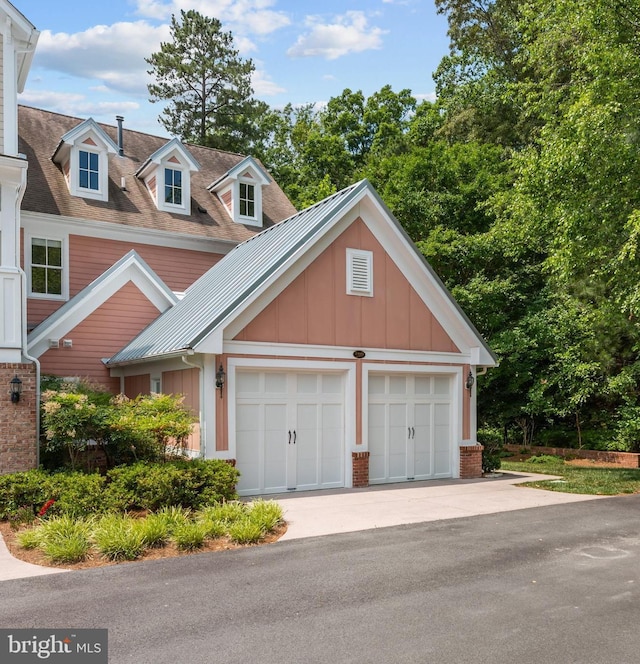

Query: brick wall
<box><xmin>0</xmin><ymin>363</ymin><xmax>38</xmax><ymax>474</ymax></box>
<box><xmin>352</xmin><ymin>451</ymin><xmax>370</xmax><ymax>488</ymax></box>
<box><xmin>504</xmin><ymin>444</ymin><xmax>640</xmax><ymax>468</ymax></box>
<box><xmin>459</xmin><ymin>445</ymin><xmax>484</xmax><ymax>479</ymax></box>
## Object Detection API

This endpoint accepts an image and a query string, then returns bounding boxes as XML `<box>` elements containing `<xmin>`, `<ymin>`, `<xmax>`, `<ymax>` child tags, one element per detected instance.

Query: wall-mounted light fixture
<box><xmin>215</xmin><ymin>364</ymin><xmax>226</xmax><ymax>398</ymax></box>
<box><xmin>10</xmin><ymin>375</ymin><xmax>22</xmax><ymax>403</ymax></box>
<box><xmin>465</xmin><ymin>370</ymin><xmax>475</xmax><ymax>396</ymax></box>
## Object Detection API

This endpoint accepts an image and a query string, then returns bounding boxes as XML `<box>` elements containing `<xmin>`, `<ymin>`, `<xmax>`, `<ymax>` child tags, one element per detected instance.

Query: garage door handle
<box><xmin>293</xmin><ymin>430</ymin><xmax>297</xmax><ymax>444</ymax></box>
<box><xmin>411</xmin><ymin>427</ymin><xmax>415</xmax><ymax>439</ymax></box>
<box><xmin>288</xmin><ymin>430</ymin><xmax>291</xmax><ymax>444</ymax></box>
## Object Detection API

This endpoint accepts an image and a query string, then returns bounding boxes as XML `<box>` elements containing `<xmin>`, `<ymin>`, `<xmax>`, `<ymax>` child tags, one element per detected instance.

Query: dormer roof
<box><xmin>208</xmin><ymin>155</ymin><xmax>271</xmax><ymax>193</ymax></box>
<box><xmin>135</xmin><ymin>138</ymin><xmax>201</xmax><ymax>179</ymax></box>
<box><xmin>18</xmin><ymin>105</ymin><xmax>297</xmax><ymax>245</ymax></box>
<box><xmin>51</xmin><ymin>117</ymin><xmax>119</xmax><ymax>164</ymax></box>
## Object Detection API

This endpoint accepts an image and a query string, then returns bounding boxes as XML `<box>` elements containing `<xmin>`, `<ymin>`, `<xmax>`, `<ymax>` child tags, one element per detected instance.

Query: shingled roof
<box><xmin>18</xmin><ymin>105</ymin><xmax>296</xmax><ymax>244</ymax></box>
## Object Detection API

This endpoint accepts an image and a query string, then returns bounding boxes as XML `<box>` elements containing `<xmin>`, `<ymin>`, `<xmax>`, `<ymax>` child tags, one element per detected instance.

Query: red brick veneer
<box><xmin>352</xmin><ymin>451</ymin><xmax>370</xmax><ymax>487</ymax></box>
<box><xmin>0</xmin><ymin>363</ymin><xmax>38</xmax><ymax>474</ymax></box>
<box><xmin>459</xmin><ymin>445</ymin><xmax>484</xmax><ymax>479</ymax></box>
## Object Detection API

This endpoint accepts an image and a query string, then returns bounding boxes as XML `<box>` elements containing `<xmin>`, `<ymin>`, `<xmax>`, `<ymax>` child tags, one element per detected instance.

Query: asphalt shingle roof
<box><xmin>19</xmin><ymin>105</ymin><xmax>296</xmax><ymax>244</ymax></box>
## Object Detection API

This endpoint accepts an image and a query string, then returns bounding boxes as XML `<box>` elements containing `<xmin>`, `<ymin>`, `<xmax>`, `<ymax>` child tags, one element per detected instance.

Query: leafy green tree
<box><xmin>146</xmin><ymin>10</ymin><xmax>255</xmax><ymax>149</ymax></box>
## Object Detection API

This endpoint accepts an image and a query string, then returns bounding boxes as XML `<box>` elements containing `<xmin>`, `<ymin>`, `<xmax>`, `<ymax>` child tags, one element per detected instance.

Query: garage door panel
<box><xmin>236</xmin><ymin>370</ymin><xmax>345</xmax><ymax>495</ymax></box>
<box><xmin>368</xmin><ymin>373</ymin><xmax>454</xmax><ymax>484</ymax></box>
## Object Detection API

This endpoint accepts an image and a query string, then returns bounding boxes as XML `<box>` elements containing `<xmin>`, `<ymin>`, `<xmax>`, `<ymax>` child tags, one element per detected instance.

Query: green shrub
<box><xmin>38</xmin><ymin>516</ymin><xmax>92</xmax><ymax>564</ymax></box>
<box><xmin>172</xmin><ymin>521</ymin><xmax>207</xmax><ymax>550</ymax></box>
<box><xmin>105</xmin><ymin>460</ymin><xmax>238</xmax><ymax>511</ymax></box>
<box><xmin>133</xmin><ymin>514</ymin><xmax>170</xmax><ymax>548</ymax></box>
<box><xmin>228</xmin><ymin>518</ymin><xmax>264</xmax><ymax>544</ymax></box>
<box><xmin>197</xmin><ymin>515</ymin><xmax>227</xmax><ymax>539</ymax></box>
<box><xmin>247</xmin><ymin>500</ymin><xmax>283</xmax><ymax>533</ymax></box>
<box><xmin>199</xmin><ymin>501</ymin><xmax>246</xmax><ymax>525</ymax></box>
<box><xmin>529</xmin><ymin>454</ymin><xmax>563</xmax><ymax>464</ymax></box>
<box><xmin>93</xmin><ymin>514</ymin><xmax>146</xmax><ymax>561</ymax></box>
<box><xmin>0</xmin><ymin>469</ymin><xmax>50</xmax><ymax>520</ymax></box>
<box><xmin>153</xmin><ymin>505</ymin><xmax>192</xmax><ymax>533</ymax></box>
<box><xmin>107</xmin><ymin>393</ymin><xmax>195</xmax><ymax>461</ymax></box>
<box><xmin>478</xmin><ymin>428</ymin><xmax>503</xmax><ymax>474</ymax></box>
<box><xmin>16</xmin><ymin>528</ymin><xmax>43</xmax><ymax>550</ymax></box>
<box><xmin>46</xmin><ymin>472</ymin><xmax>107</xmax><ymax>518</ymax></box>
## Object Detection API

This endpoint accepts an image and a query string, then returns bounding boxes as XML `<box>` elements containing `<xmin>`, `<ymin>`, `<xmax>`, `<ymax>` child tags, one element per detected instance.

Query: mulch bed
<box><xmin>0</xmin><ymin>521</ymin><xmax>287</xmax><ymax>571</ymax></box>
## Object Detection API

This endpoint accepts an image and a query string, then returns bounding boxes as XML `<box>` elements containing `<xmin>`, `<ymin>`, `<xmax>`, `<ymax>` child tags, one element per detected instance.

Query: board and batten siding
<box><xmin>26</xmin><ymin>234</ymin><xmax>223</xmax><ymax>327</ymax></box>
<box><xmin>162</xmin><ymin>368</ymin><xmax>201</xmax><ymax>452</ymax></box>
<box><xmin>124</xmin><ymin>374</ymin><xmax>150</xmax><ymax>397</ymax></box>
<box><xmin>38</xmin><ymin>281</ymin><xmax>164</xmax><ymax>392</ymax></box>
<box><xmin>234</xmin><ymin>219</ymin><xmax>460</xmax><ymax>352</ymax></box>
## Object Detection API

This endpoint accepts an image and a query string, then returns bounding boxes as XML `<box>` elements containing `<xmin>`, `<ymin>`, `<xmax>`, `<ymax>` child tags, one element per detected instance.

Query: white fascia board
<box><xmin>110</xmin><ymin>354</ymin><xmax>202</xmax><ymax>378</ymax></box>
<box><xmin>55</xmin><ymin>119</ymin><xmax>119</xmax><ymax>157</ymax></box>
<box><xmin>208</xmin><ymin>156</ymin><xmax>271</xmax><ymax>192</ymax></box>
<box><xmin>28</xmin><ymin>254</ymin><xmax>176</xmax><ymax>358</ymax></box>
<box><xmin>20</xmin><ymin>211</ymin><xmax>237</xmax><ymax>255</ymax></box>
<box><xmin>358</xmin><ymin>192</ymin><xmax>497</xmax><ymax>367</ymax></box>
<box><xmin>193</xmin><ymin>327</ymin><xmax>224</xmax><ymax>355</ymax></box>
<box><xmin>136</xmin><ymin>139</ymin><xmax>200</xmax><ymax>178</ymax></box>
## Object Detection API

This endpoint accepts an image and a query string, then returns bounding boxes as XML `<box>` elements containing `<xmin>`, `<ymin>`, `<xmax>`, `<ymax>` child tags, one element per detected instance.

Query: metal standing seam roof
<box><xmin>107</xmin><ymin>180</ymin><xmax>367</xmax><ymax>365</ymax></box>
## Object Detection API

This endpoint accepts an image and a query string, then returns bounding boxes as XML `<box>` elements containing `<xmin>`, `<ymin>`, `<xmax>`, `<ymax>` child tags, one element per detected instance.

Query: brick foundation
<box><xmin>352</xmin><ymin>451</ymin><xmax>370</xmax><ymax>487</ymax></box>
<box><xmin>459</xmin><ymin>445</ymin><xmax>484</xmax><ymax>479</ymax></box>
<box><xmin>0</xmin><ymin>363</ymin><xmax>38</xmax><ymax>475</ymax></box>
<box><xmin>504</xmin><ymin>444</ymin><xmax>640</xmax><ymax>468</ymax></box>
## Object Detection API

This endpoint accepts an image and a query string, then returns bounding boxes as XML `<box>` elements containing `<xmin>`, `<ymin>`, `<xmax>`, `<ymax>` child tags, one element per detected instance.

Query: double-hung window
<box><xmin>165</xmin><ymin>168</ymin><xmax>183</xmax><ymax>206</ymax></box>
<box><xmin>31</xmin><ymin>238</ymin><xmax>63</xmax><ymax>296</ymax></box>
<box><xmin>239</xmin><ymin>182</ymin><xmax>255</xmax><ymax>218</ymax></box>
<box><xmin>79</xmin><ymin>150</ymin><xmax>100</xmax><ymax>191</ymax></box>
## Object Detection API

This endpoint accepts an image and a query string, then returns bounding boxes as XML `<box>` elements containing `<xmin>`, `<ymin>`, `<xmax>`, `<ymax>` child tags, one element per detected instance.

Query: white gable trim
<box><xmin>27</xmin><ymin>251</ymin><xmax>177</xmax><ymax>359</ymax></box>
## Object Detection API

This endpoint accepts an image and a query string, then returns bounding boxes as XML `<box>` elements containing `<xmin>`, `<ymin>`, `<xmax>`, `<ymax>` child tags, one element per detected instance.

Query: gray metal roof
<box><xmin>107</xmin><ymin>180</ymin><xmax>366</xmax><ymax>365</ymax></box>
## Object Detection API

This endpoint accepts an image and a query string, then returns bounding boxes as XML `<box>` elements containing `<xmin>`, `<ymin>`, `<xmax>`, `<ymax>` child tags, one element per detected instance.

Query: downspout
<box><xmin>20</xmin><ymin>266</ymin><xmax>41</xmax><ymax>466</ymax></box>
<box><xmin>14</xmin><ymin>164</ymin><xmax>41</xmax><ymax>465</ymax></box>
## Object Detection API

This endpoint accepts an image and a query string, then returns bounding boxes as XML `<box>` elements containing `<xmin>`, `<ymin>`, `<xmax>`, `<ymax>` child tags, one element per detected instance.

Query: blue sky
<box><xmin>20</xmin><ymin>0</ymin><xmax>450</xmax><ymax>136</ymax></box>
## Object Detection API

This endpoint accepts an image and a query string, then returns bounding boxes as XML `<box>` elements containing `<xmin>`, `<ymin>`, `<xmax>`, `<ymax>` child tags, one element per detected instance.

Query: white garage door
<box><xmin>368</xmin><ymin>373</ymin><xmax>453</xmax><ymax>484</ymax></box>
<box><xmin>235</xmin><ymin>370</ymin><xmax>345</xmax><ymax>495</ymax></box>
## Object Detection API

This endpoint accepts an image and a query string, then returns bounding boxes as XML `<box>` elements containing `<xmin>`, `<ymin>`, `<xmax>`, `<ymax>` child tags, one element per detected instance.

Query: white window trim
<box><xmin>151</xmin><ymin>377</ymin><xmax>162</xmax><ymax>394</ymax></box>
<box><xmin>235</xmin><ymin>178</ymin><xmax>262</xmax><ymax>227</ymax></box>
<box><xmin>154</xmin><ymin>161</ymin><xmax>191</xmax><ymax>215</ymax></box>
<box><xmin>26</xmin><ymin>231</ymin><xmax>69</xmax><ymax>301</ymax></box>
<box><xmin>346</xmin><ymin>248</ymin><xmax>373</xmax><ymax>297</ymax></box>
<box><xmin>69</xmin><ymin>144</ymin><xmax>110</xmax><ymax>202</ymax></box>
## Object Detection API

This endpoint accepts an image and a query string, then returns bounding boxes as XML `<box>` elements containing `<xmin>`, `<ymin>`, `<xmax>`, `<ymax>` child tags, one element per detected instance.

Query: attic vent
<box><xmin>346</xmin><ymin>249</ymin><xmax>373</xmax><ymax>297</ymax></box>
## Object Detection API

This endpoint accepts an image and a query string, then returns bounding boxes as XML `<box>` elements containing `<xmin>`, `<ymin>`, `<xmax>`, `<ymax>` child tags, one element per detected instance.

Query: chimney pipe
<box><xmin>116</xmin><ymin>115</ymin><xmax>124</xmax><ymax>157</ymax></box>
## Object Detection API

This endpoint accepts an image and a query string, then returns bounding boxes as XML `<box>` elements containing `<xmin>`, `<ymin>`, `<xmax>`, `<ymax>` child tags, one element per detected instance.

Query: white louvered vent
<box><xmin>346</xmin><ymin>249</ymin><xmax>373</xmax><ymax>297</ymax></box>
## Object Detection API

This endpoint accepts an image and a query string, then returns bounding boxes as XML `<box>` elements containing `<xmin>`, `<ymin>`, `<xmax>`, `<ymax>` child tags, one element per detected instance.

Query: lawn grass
<box><xmin>501</xmin><ymin>456</ymin><xmax>640</xmax><ymax>495</ymax></box>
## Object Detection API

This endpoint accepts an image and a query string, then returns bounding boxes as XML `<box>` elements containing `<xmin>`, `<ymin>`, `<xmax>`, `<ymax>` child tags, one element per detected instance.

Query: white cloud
<box><xmin>252</xmin><ymin>69</ymin><xmax>285</xmax><ymax>96</ymax></box>
<box><xmin>415</xmin><ymin>92</ymin><xmax>437</xmax><ymax>103</ymax></box>
<box><xmin>33</xmin><ymin>22</ymin><xmax>169</xmax><ymax>96</ymax></box>
<box><xmin>133</xmin><ymin>0</ymin><xmax>290</xmax><ymax>35</ymax></box>
<box><xmin>18</xmin><ymin>89</ymin><xmax>139</xmax><ymax>118</ymax></box>
<box><xmin>287</xmin><ymin>11</ymin><xmax>387</xmax><ymax>60</ymax></box>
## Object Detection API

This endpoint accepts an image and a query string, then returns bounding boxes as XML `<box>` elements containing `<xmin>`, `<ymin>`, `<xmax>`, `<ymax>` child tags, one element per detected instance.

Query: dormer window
<box><xmin>79</xmin><ymin>150</ymin><xmax>99</xmax><ymax>191</ymax></box>
<box><xmin>136</xmin><ymin>139</ymin><xmax>200</xmax><ymax>215</ymax></box>
<box><xmin>51</xmin><ymin>118</ymin><xmax>119</xmax><ymax>203</ymax></box>
<box><xmin>239</xmin><ymin>182</ymin><xmax>255</xmax><ymax>219</ymax></box>
<box><xmin>208</xmin><ymin>156</ymin><xmax>271</xmax><ymax>228</ymax></box>
<box><xmin>164</xmin><ymin>167</ymin><xmax>183</xmax><ymax>206</ymax></box>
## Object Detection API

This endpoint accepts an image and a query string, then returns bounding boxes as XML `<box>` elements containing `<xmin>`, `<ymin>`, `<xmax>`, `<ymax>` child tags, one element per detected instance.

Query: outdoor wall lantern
<box><xmin>465</xmin><ymin>370</ymin><xmax>475</xmax><ymax>396</ymax></box>
<box><xmin>10</xmin><ymin>375</ymin><xmax>22</xmax><ymax>403</ymax></box>
<box><xmin>215</xmin><ymin>364</ymin><xmax>226</xmax><ymax>398</ymax></box>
